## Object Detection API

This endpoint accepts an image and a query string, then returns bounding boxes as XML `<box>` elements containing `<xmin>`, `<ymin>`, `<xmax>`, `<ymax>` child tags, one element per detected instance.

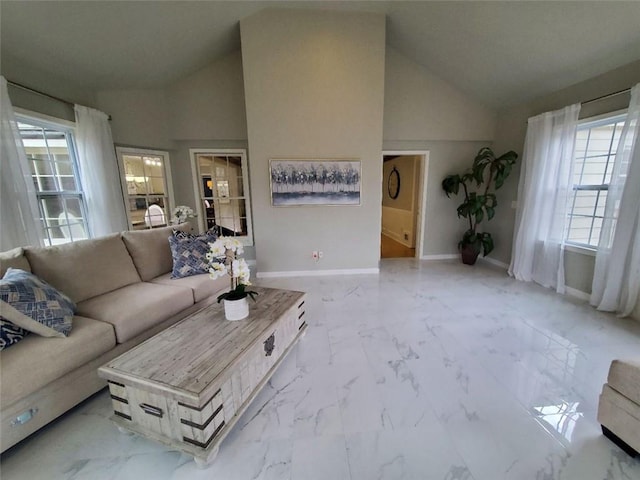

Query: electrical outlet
<box><xmin>318</xmin><ymin>251</ymin><xmax>324</xmax><ymax>259</ymax></box>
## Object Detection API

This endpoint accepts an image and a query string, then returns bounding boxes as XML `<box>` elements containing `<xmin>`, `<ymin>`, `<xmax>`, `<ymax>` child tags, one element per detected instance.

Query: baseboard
<box><xmin>478</xmin><ymin>256</ymin><xmax>509</xmax><ymax>270</ymax></box>
<box><xmin>565</xmin><ymin>286</ymin><xmax>590</xmax><ymax>301</ymax></box>
<box><xmin>257</xmin><ymin>268</ymin><xmax>379</xmax><ymax>278</ymax></box>
<box><xmin>420</xmin><ymin>254</ymin><xmax>458</xmax><ymax>261</ymax></box>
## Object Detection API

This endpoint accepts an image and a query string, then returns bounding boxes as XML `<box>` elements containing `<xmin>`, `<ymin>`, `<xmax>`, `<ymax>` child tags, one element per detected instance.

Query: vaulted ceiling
<box><xmin>2</xmin><ymin>1</ymin><xmax>640</xmax><ymax>109</ymax></box>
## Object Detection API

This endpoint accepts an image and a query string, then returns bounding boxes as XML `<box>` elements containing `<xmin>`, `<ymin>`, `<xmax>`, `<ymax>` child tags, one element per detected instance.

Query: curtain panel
<box><xmin>508</xmin><ymin>104</ymin><xmax>581</xmax><ymax>293</ymax></box>
<box><xmin>0</xmin><ymin>76</ymin><xmax>44</xmax><ymax>250</ymax></box>
<box><xmin>74</xmin><ymin>105</ymin><xmax>128</xmax><ymax>237</ymax></box>
<box><xmin>591</xmin><ymin>83</ymin><xmax>640</xmax><ymax>317</ymax></box>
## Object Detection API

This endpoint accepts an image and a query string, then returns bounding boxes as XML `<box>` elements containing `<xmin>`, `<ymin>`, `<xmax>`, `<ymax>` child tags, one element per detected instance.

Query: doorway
<box><xmin>380</xmin><ymin>151</ymin><xmax>428</xmax><ymax>259</ymax></box>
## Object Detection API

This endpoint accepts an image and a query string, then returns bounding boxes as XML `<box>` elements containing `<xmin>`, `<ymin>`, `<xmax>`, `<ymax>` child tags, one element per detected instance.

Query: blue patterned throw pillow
<box><xmin>0</xmin><ymin>319</ymin><xmax>29</xmax><ymax>350</ymax></box>
<box><xmin>172</xmin><ymin>226</ymin><xmax>220</xmax><ymax>240</ymax></box>
<box><xmin>169</xmin><ymin>231</ymin><xmax>220</xmax><ymax>279</ymax></box>
<box><xmin>0</xmin><ymin>268</ymin><xmax>75</xmax><ymax>338</ymax></box>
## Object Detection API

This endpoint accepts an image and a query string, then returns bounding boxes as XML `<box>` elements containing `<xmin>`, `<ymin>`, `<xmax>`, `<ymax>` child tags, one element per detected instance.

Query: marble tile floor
<box><xmin>2</xmin><ymin>259</ymin><xmax>640</xmax><ymax>480</ymax></box>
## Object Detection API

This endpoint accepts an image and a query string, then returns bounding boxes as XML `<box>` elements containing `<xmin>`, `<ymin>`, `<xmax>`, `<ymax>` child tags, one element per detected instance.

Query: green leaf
<box><xmin>457</xmin><ymin>203</ymin><xmax>469</xmax><ymax>218</ymax></box>
<box><xmin>480</xmin><ymin>233</ymin><xmax>494</xmax><ymax>256</ymax></box>
<box><xmin>442</xmin><ymin>175</ymin><xmax>460</xmax><ymax>197</ymax></box>
<box><xmin>486</xmin><ymin>206</ymin><xmax>495</xmax><ymax>221</ymax></box>
<box><xmin>472</xmin><ymin>162</ymin><xmax>487</xmax><ymax>185</ymax></box>
<box><xmin>474</xmin><ymin>147</ymin><xmax>495</xmax><ymax>165</ymax></box>
<box><xmin>461</xmin><ymin>171</ymin><xmax>475</xmax><ymax>185</ymax></box>
<box><xmin>497</xmin><ymin>150</ymin><xmax>518</xmax><ymax>165</ymax></box>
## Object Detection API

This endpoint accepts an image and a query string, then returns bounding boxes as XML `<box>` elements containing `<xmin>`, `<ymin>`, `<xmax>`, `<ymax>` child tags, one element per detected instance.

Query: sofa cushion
<box><xmin>1</xmin><ymin>268</ymin><xmax>75</xmax><ymax>338</ymax></box>
<box><xmin>0</xmin><ymin>315</ymin><xmax>116</xmax><ymax>406</ymax></box>
<box><xmin>25</xmin><ymin>234</ymin><xmax>141</xmax><ymax>303</ymax></box>
<box><xmin>0</xmin><ymin>247</ymin><xmax>31</xmax><ymax>276</ymax></box>
<box><xmin>122</xmin><ymin>223</ymin><xmax>191</xmax><ymax>281</ymax></box>
<box><xmin>76</xmin><ymin>282</ymin><xmax>194</xmax><ymax>343</ymax></box>
<box><xmin>168</xmin><ymin>231</ymin><xmax>219</xmax><ymax>279</ymax></box>
<box><xmin>608</xmin><ymin>358</ymin><xmax>640</xmax><ymax>405</ymax></box>
<box><xmin>0</xmin><ymin>319</ymin><xmax>28</xmax><ymax>350</ymax></box>
<box><xmin>151</xmin><ymin>272</ymin><xmax>229</xmax><ymax>303</ymax></box>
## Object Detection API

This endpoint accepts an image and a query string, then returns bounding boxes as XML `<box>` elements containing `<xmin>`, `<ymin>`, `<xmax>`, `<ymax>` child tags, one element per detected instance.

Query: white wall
<box><xmin>96</xmin><ymin>89</ymin><xmax>170</xmax><ymax>150</ymax></box>
<box><xmin>384</xmin><ymin>47</ymin><xmax>496</xmax><ymax>142</ymax></box>
<box><xmin>241</xmin><ymin>9</ymin><xmax>386</xmax><ymax>273</ymax></box>
<box><xmin>2</xmin><ymin>52</ymin><xmax>96</xmax><ymax>122</ymax></box>
<box><xmin>166</xmin><ymin>51</ymin><xmax>247</xmax><ymax>141</ymax></box>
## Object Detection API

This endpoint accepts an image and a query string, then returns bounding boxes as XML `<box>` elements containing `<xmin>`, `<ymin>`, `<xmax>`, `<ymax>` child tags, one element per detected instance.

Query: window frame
<box><xmin>190</xmin><ymin>148</ymin><xmax>254</xmax><ymax>246</ymax></box>
<box><xmin>115</xmin><ymin>146</ymin><xmax>175</xmax><ymax>231</ymax></box>
<box><xmin>564</xmin><ymin>110</ymin><xmax>627</xmax><ymax>250</ymax></box>
<box><xmin>14</xmin><ymin>109</ymin><xmax>90</xmax><ymax>246</ymax></box>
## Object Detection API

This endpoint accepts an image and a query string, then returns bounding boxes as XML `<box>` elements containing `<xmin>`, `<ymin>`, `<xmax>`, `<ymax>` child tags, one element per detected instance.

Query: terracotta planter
<box><xmin>460</xmin><ymin>244</ymin><xmax>480</xmax><ymax>265</ymax></box>
<box><xmin>223</xmin><ymin>297</ymin><xmax>249</xmax><ymax>321</ymax></box>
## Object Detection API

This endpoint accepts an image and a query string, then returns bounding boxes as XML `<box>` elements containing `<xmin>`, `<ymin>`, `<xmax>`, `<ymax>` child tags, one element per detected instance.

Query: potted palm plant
<box><xmin>441</xmin><ymin>147</ymin><xmax>517</xmax><ymax>265</ymax></box>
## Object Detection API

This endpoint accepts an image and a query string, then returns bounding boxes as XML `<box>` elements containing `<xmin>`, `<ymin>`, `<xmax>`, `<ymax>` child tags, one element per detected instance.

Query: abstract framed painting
<box><xmin>269</xmin><ymin>158</ymin><xmax>361</xmax><ymax>206</ymax></box>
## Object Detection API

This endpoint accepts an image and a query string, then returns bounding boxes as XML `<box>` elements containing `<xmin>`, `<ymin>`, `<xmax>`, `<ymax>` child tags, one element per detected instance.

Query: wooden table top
<box><xmin>98</xmin><ymin>287</ymin><xmax>305</xmax><ymax>405</ymax></box>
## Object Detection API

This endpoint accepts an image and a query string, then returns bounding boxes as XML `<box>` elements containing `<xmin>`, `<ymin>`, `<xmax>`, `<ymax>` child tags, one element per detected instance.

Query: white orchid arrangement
<box><xmin>206</xmin><ymin>236</ymin><xmax>258</xmax><ymax>302</ymax></box>
<box><xmin>171</xmin><ymin>205</ymin><xmax>196</xmax><ymax>225</ymax></box>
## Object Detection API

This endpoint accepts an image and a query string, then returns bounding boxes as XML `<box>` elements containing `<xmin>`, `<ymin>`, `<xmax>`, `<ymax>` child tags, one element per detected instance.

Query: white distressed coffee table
<box><xmin>98</xmin><ymin>287</ymin><xmax>307</xmax><ymax>467</ymax></box>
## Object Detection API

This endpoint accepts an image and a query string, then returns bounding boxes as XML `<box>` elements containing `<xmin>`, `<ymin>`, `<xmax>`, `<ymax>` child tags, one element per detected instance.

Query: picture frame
<box><xmin>269</xmin><ymin>158</ymin><xmax>361</xmax><ymax>206</ymax></box>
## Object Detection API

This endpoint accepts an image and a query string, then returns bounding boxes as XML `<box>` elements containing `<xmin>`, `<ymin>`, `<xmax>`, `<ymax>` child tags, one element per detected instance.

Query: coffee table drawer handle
<box><xmin>264</xmin><ymin>333</ymin><xmax>275</xmax><ymax>357</ymax></box>
<box><xmin>139</xmin><ymin>403</ymin><xmax>163</xmax><ymax>418</ymax></box>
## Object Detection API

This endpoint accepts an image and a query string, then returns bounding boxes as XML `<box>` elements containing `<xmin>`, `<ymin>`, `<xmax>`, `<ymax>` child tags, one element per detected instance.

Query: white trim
<box><xmin>478</xmin><ymin>256</ymin><xmax>509</xmax><ymax>270</ymax></box>
<box><xmin>382</xmin><ymin>150</ymin><xmax>429</xmax><ymax>260</ymax></box>
<box><xmin>257</xmin><ymin>268</ymin><xmax>379</xmax><ymax>278</ymax></box>
<box><xmin>565</xmin><ymin>286</ymin><xmax>590</xmax><ymax>301</ymax></box>
<box><xmin>382</xmin><ymin>150</ymin><xmax>432</xmax><ymax>156</ymax></box>
<box><xmin>578</xmin><ymin>109</ymin><xmax>627</xmax><ymax>128</ymax></box>
<box><xmin>420</xmin><ymin>254</ymin><xmax>458</xmax><ymax>261</ymax></box>
<box><xmin>564</xmin><ymin>243</ymin><xmax>597</xmax><ymax>257</ymax></box>
<box><xmin>14</xmin><ymin>107</ymin><xmax>76</xmax><ymax>129</ymax></box>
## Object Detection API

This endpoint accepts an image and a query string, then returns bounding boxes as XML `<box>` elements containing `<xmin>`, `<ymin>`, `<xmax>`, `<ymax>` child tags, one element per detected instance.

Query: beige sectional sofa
<box><xmin>598</xmin><ymin>359</ymin><xmax>640</xmax><ymax>456</ymax></box>
<box><xmin>0</xmin><ymin>224</ymin><xmax>227</xmax><ymax>452</ymax></box>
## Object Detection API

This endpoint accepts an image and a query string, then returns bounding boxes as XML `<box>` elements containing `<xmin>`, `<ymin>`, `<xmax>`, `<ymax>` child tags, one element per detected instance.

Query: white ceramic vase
<box><xmin>223</xmin><ymin>297</ymin><xmax>249</xmax><ymax>321</ymax></box>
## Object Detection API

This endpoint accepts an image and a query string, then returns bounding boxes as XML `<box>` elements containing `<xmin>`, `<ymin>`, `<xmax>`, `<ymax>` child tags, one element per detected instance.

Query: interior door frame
<box><xmin>381</xmin><ymin>150</ymin><xmax>430</xmax><ymax>259</ymax></box>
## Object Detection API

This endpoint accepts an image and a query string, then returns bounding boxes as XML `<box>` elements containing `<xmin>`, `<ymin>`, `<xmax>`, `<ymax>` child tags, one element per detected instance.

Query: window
<box><xmin>566</xmin><ymin>113</ymin><xmax>627</xmax><ymax>248</ymax></box>
<box><xmin>191</xmin><ymin>149</ymin><xmax>253</xmax><ymax>244</ymax></box>
<box><xmin>16</xmin><ymin>115</ymin><xmax>88</xmax><ymax>246</ymax></box>
<box><xmin>116</xmin><ymin>147</ymin><xmax>174</xmax><ymax>230</ymax></box>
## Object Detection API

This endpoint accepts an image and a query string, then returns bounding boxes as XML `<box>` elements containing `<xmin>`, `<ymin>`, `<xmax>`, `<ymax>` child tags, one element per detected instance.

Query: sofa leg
<box><xmin>601</xmin><ymin>425</ymin><xmax>638</xmax><ymax>457</ymax></box>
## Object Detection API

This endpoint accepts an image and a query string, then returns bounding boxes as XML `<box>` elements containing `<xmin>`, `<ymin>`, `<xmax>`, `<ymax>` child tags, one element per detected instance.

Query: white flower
<box><xmin>207</xmin><ymin>235</ymin><xmax>252</xmax><ymax>293</ymax></box>
<box><xmin>208</xmin><ymin>241</ymin><xmax>226</xmax><ymax>258</ymax></box>
<box><xmin>171</xmin><ymin>205</ymin><xmax>196</xmax><ymax>225</ymax></box>
<box><xmin>237</xmin><ymin>259</ymin><xmax>251</xmax><ymax>284</ymax></box>
<box><xmin>208</xmin><ymin>262</ymin><xmax>227</xmax><ymax>279</ymax></box>
<box><xmin>231</xmin><ymin>259</ymin><xmax>240</xmax><ymax>278</ymax></box>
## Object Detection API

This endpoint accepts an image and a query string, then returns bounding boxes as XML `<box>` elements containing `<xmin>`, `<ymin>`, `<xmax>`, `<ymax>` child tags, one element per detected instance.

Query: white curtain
<box><xmin>0</xmin><ymin>76</ymin><xmax>44</xmax><ymax>250</ymax></box>
<box><xmin>508</xmin><ymin>104</ymin><xmax>581</xmax><ymax>293</ymax></box>
<box><xmin>74</xmin><ymin>105</ymin><xmax>128</xmax><ymax>237</ymax></box>
<box><xmin>591</xmin><ymin>83</ymin><xmax>640</xmax><ymax>317</ymax></box>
